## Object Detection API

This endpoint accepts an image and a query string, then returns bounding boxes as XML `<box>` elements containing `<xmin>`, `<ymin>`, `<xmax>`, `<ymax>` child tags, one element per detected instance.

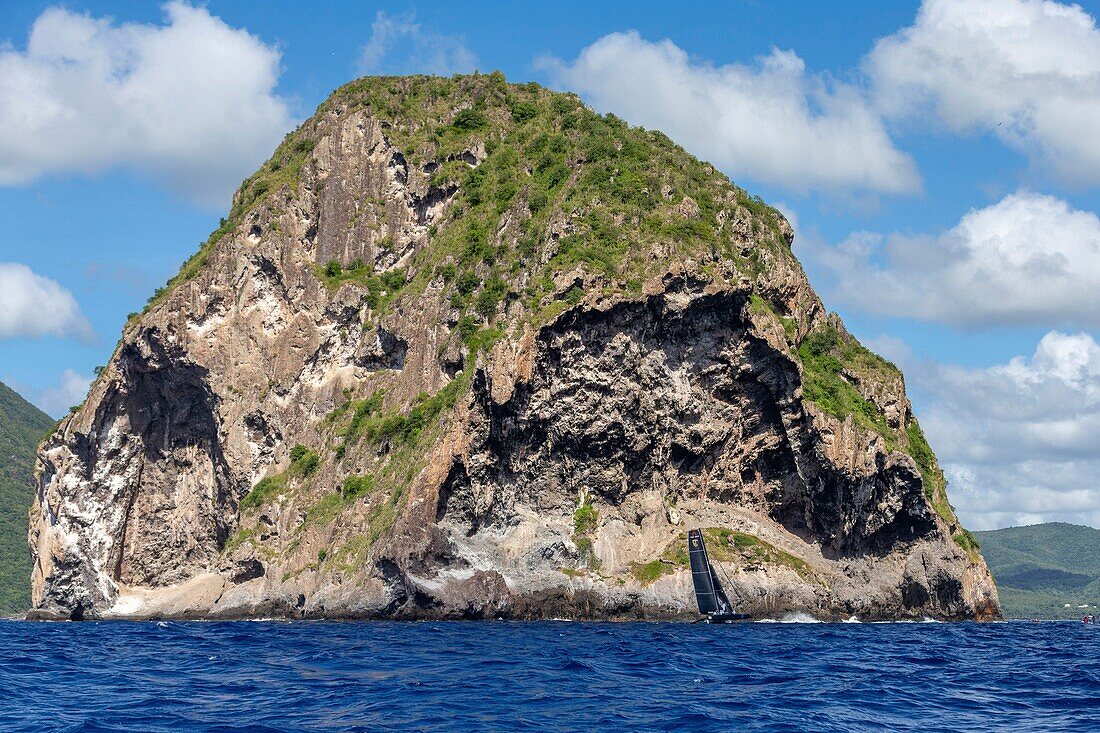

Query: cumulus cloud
<box><xmin>0</xmin><ymin>2</ymin><xmax>293</xmax><ymax>207</ymax></box>
<box><xmin>18</xmin><ymin>369</ymin><xmax>94</xmax><ymax>419</ymax></box>
<box><xmin>802</xmin><ymin>191</ymin><xmax>1100</xmax><ymax>328</ymax></box>
<box><xmin>540</xmin><ymin>32</ymin><xmax>919</xmax><ymax>195</ymax></box>
<box><xmin>358</xmin><ymin>11</ymin><xmax>478</xmax><ymax>76</ymax></box>
<box><xmin>0</xmin><ymin>263</ymin><xmax>92</xmax><ymax>341</ymax></box>
<box><xmin>867</xmin><ymin>0</ymin><xmax>1100</xmax><ymax>185</ymax></box>
<box><xmin>903</xmin><ymin>332</ymin><xmax>1100</xmax><ymax>529</ymax></box>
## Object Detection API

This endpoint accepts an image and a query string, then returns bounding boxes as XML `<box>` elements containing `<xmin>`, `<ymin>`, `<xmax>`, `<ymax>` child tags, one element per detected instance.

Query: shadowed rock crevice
<box><xmin>458</xmin><ymin>292</ymin><xmax>938</xmax><ymax>563</ymax></box>
<box><xmin>110</xmin><ymin>332</ymin><xmax>237</xmax><ymax>587</ymax></box>
<box><xmin>355</xmin><ymin>328</ymin><xmax>408</xmax><ymax>371</ymax></box>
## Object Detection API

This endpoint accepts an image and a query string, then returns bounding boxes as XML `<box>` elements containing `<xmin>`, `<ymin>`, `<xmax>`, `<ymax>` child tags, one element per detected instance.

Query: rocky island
<box><xmin>28</xmin><ymin>74</ymin><xmax>1000</xmax><ymax>621</ymax></box>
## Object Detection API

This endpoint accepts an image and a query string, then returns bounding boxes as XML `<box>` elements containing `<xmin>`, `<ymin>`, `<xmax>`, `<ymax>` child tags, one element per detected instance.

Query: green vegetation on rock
<box><xmin>141</xmin><ymin>73</ymin><xmax>790</xmax><ymax>349</ymax></box>
<box><xmin>222</xmin><ymin>527</ymin><xmax>256</xmax><ymax>556</ymax></box>
<box><xmin>239</xmin><ymin>473</ymin><xmax>286</xmax><ymax>511</ymax></box>
<box><xmin>700</xmin><ymin>528</ymin><xmax>816</xmax><ymax>582</ymax></box>
<box><xmin>341</xmin><ymin>475</ymin><xmax>375</xmax><ymax>501</ymax></box>
<box><xmin>796</xmin><ymin>323</ymin><xmax>967</xmax><ymax>538</ymax></box>
<box><xmin>975</xmin><ymin>522</ymin><xmax>1100</xmax><ymax>619</ymax></box>
<box><xmin>0</xmin><ymin>382</ymin><xmax>53</xmax><ymax>614</ymax></box>
<box><xmin>335</xmin><ymin>378</ymin><xmax>466</xmax><ymax>453</ymax></box>
<box><xmin>304</xmin><ymin>493</ymin><xmax>346</xmax><ymax>526</ymax></box>
<box><xmin>797</xmin><ymin>324</ymin><xmax>897</xmax><ymax>444</ymax></box>
<box><xmin>631</xmin><ymin>527</ymin><xmax>817</xmax><ymax>587</ymax></box>
<box><xmin>239</xmin><ymin>444</ymin><xmax>321</xmax><ymax>510</ymax></box>
<box><xmin>629</xmin><ymin>560</ymin><xmax>667</xmax><ymax>585</ymax></box>
<box><xmin>749</xmin><ymin>294</ymin><xmax>797</xmax><ymax>340</ymax></box>
<box><xmin>573</xmin><ymin>503</ymin><xmax>598</xmax><ymax>535</ymax></box>
<box><xmin>572</xmin><ymin>497</ymin><xmax>600</xmax><ymax>571</ymax></box>
<box><xmin>313</xmin><ymin>348</ymin><xmax>499</xmax><ymax>555</ymax></box>
<box><xmin>313</xmin><ymin>260</ymin><xmax>408</xmax><ymax>312</ymax></box>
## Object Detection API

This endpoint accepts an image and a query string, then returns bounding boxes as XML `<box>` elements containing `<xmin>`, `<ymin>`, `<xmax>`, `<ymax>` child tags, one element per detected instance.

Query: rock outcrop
<box><xmin>28</xmin><ymin>74</ymin><xmax>1000</xmax><ymax>621</ymax></box>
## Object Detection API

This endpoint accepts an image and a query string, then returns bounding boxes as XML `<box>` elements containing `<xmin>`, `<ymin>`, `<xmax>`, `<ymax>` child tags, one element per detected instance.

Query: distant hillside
<box><xmin>0</xmin><ymin>382</ymin><xmax>53</xmax><ymax>614</ymax></box>
<box><xmin>975</xmin><ymin>523</ymin><xmax>1100</xmax><ymax>619</ymax></box>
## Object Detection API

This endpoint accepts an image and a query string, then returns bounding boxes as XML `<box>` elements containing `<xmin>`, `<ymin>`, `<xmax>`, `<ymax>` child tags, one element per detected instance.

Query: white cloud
<box><xmin>540</xmin><ymin>32</ymin><xmax>919</xmax><ymax>195</ymax></box>
<box><xmin>904</xmin><ymin>332</ymin><xmax>1100</xmax><ymax>529</ymax></box>
<box><xmin>0</xmin><ymin>2</ymin><xmax>293</xmax><ymax>207</ymax></box>
<box><xmin>867</xmin><ymin>0</ymin><xmax>1100</xmax><ymax>185</ymax></box>
<box><xmin>0</xmin><ymin>262</ymin><xmax>92</xmax><ymax>341</ymax></box>
<box><xmin>21</xmin><ymin>368</ymin><xmax>94</xmax><ymax>419</ymax></box>
<box><xmin>801</xmin><ymin>191</ymin><xmax>1100</xmax><ymax>328</ymax></box>
<box><xmin>358</xmin><ymin>11</ymin><xmax>477</xmax><ymax>76</ymax></box>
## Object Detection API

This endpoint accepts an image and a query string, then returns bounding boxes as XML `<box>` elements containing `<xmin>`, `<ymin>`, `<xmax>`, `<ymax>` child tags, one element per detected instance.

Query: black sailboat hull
<box><xmin>703</xmin><ymin>613</ymin><xmax>751</xmax><ymax>624</ymax></box>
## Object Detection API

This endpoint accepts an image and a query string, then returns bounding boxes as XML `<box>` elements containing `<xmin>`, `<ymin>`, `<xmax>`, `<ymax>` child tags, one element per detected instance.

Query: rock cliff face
<box><xmin>28</xmin><ymin>74</ymin><xmax>1000</xmax><ymax>621</ymax></box>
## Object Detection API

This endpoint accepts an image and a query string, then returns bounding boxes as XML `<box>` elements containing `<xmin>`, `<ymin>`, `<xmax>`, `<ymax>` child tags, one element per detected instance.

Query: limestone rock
<box><xmin>27</xmin><ymin>75</ymin><xmax>999</xmax><ymax>621</ymax></box>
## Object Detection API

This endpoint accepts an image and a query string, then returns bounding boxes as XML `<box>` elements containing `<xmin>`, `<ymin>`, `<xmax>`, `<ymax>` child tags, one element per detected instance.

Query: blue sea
<box><xmin>0</xmin><ymin>619</ymin><xmax>1097</xmax><ymax>732</ymax></box>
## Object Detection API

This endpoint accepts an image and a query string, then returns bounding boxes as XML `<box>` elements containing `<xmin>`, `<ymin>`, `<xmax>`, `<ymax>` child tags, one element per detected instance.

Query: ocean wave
<box><xmin>0</xmin><ymin>619</ymin><xmax>1097</xmax><ymax>731</ymax></box>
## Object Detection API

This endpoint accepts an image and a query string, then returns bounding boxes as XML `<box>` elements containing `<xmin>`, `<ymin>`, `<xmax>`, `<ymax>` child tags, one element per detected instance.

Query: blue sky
<box><xmin>1</xmin><ymin>0</ymin><xmax>1098</xmax><ymax>530</ymax></box>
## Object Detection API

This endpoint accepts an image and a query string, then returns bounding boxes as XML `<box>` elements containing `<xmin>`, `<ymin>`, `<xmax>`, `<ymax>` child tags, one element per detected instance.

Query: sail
<box><xmin>688</xmin><ymin>529</ymin><xmax>720</xmax><ymax>614</ymax></box>
<box><xmin>709</xmin><ymin>564</ymin><xmax>733</xmax><ymax>614</ymax></box>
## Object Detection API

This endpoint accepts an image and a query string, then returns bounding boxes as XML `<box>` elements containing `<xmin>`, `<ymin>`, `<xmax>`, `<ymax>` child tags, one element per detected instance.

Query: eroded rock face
<box><xmin>28</xmin><ymin>76</ymin><xmax>999</xmax><ymax>621</ymax></box>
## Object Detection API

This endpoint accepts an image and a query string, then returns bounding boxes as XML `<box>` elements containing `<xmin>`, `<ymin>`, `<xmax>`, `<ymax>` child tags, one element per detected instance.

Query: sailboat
<box><xmin>688</xmin><ymin>528</ymin><xmax>750</xmax><ymax>623</ymax></box>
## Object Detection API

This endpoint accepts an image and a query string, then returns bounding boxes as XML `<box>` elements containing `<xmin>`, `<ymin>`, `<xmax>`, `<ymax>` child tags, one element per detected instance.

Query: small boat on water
<box><xmin>688</xmin><ymin>528</ymin><xmax>750</xmax><ymax>623</ymax></box>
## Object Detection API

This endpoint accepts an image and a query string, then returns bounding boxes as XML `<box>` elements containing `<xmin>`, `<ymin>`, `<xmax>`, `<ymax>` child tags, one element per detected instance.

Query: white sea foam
<box><xmin>756</xmin><ymin>612</ymin><xmax>824</xmax><ymax>623</ymax></box>
<box><xmin>782</xmin><ymin>612</ymin><xmax>823</xmax><ymax>623</ymax></box>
